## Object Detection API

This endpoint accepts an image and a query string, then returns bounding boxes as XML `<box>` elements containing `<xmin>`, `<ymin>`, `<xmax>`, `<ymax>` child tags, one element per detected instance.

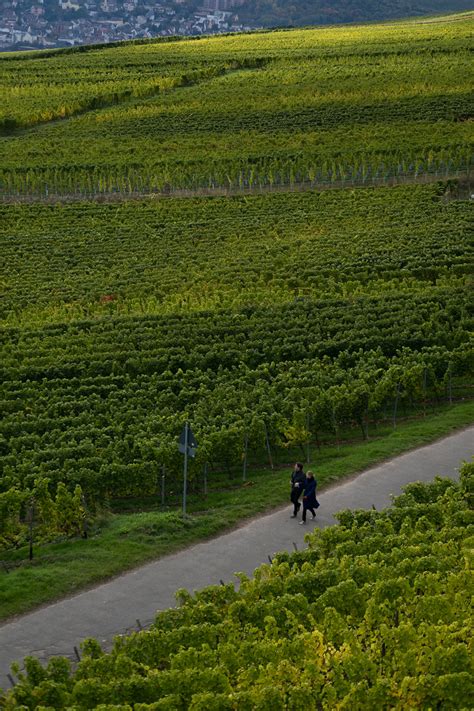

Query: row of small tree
<box><xmin>0</xmin><ymin>478</ymin><xmax>86</xmax><ymax>555</ymax></box>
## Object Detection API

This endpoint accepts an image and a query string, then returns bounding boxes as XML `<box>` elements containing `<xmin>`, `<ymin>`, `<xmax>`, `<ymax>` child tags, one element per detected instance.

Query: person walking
<box><xmin>290</xmin><ymin>462</ymin><xmax>305</xmax><ymax>518</ymax></box>
<box><xmin>299</xmin><ymin>471</ymin><xmax>319</xmax><ymax>524</ymax></box>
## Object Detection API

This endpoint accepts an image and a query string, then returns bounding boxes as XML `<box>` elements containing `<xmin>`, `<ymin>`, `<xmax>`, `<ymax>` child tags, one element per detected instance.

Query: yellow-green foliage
<box><xmin>0</xmin><ymin>478</ymin><xmax>85</xmax><ymax>550</ymax></box>
<box><xmin>0</xmin><ymin>15</ymin><xmax>472</xmax><ymax>195</ymax></box>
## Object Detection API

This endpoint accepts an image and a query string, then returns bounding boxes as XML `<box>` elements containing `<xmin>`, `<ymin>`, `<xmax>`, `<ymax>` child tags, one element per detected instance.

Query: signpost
<box><xmin>178</xmin><ymin>422</ymin><xmax>198</xmax><ymax>516</ymax></box>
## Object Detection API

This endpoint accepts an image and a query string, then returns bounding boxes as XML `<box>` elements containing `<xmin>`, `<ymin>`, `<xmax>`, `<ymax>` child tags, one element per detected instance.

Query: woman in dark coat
<box><xmin>290</xmin><ymin>462</ymin><xmax>305</xmax><ymax>518</ymax></box>
<box><xmin>300</xmin><ymin>471</ymin><xmax>319</xmax><ymax>524</ymax></box>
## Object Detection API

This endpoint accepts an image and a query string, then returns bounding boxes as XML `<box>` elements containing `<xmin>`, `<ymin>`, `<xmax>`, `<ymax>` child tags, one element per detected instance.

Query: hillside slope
<box><xmin>1</xmin><ymin>13</ymin><xmax>472</xmax><ymax>502</ymax></box>
<box><xmin>240</xmin><ymin>1</ymin><xmax>474</xmax><ymax>26</ymax></box>
<box><xmin>1</xmin><ymin>16</ymin><xmax>472</xmax><ymax>196</ymax></box>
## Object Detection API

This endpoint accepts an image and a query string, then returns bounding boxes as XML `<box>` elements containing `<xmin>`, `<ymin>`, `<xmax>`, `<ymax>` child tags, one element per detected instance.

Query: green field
<box><xmin>1</xmin><ymin>183</ymin><xmax>472</xmax><ymax>326</ymax></box>
<box><xmin>1</xmin><ymin>17</ymin><xmax>473</xmax><ymax>195</ymax></box>
<box><xmin>0</xmin><ymin>13</ymin><xmax>473</xmax><ymax>621</ymax></box>
<box><xmin>1</xmin><ymin>181</ymin><xmax>472</xmax><ymax>504</ymax></box>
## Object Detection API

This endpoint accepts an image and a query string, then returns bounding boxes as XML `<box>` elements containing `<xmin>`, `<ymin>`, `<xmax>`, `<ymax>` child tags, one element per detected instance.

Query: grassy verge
<box><xmin>1</xmin><ymin>400</ymin><xmax>472</xmax><ymax>621</ymax></box>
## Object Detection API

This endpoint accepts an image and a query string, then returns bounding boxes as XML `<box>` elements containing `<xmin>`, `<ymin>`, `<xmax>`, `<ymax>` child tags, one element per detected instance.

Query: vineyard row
<box><xmin>1</xmin><ymin>158</ymin><xmax>472</xmax><ymax>200</ymax></box>
<box><xmin>1</xmin><ymin>332</ymin><xmax>472</xmax><ymax>499</ymax></box>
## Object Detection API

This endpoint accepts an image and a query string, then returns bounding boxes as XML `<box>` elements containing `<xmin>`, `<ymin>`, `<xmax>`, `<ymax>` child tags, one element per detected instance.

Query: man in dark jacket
<box><xmin>290</xmin><ymin>462</ymin><xmax>305</xmax><ymax>518</ymax></box>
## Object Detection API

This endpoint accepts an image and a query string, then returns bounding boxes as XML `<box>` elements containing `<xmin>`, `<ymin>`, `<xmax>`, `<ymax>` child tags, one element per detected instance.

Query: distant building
<box><xmin>202</xmin><ymin>0</ymin><xmax>244</xmax><ymax>10</ymax></box>
<box><xmin>0</xmin><ymin>0</ymin><xmax>249</xmax><ymax>51</ymax></box>
<box><xmin>100</xmin><ymin>0</ymin><xmax>118</xmax><ymax>12</ymax></box>
<box><xmin>60</xmin><ymin>0</ymin><xmax>81</xmax><ymax>9</ymax></box>
<box><xmin>12</xmin><ymin>28</ymin><xmax>36</xmax><ymax>42</ymax></box>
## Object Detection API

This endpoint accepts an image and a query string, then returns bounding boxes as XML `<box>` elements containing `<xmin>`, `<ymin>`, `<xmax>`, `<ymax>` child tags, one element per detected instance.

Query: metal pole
<box><xmin>183</xmin><ymin>421</ymin><xmax>189</xmax><ymax>517</ymax></box>
<box><xmin>161</xmin><ymin>466</ymin><xmax>165</xmax><ymax>511</ymax></box>
<box><xmin>243</xmin><ymin>433</ymin><xmax>248</xmax><ymax>481</ymax></box>
<box><xmin>423</xmin><ymin>367</ymin><xmax>427</xmax><ymax>418</ymax></box>
<box><xmin>393</xmin><ymin>382</ymin><xmax>401</xmax><ymax>429</ymax></box>
<box><xmin>306</xmin><ymin>412</ymin><xmax>310</xmax><ymax>464</ymax></box>
<box><xmin>28</xmin><ymin>499</ymin><xmax>34</xmax><ymax>561</ymax></box>
<box><xmin>81</xmin><ymin>494</ymin><xmax>88</xmax><ymax>539</ymax></box>
<box><xmin>264</xmin><ymin>422</ymin><xmax>274</xmax><ymax>470</ymax></box>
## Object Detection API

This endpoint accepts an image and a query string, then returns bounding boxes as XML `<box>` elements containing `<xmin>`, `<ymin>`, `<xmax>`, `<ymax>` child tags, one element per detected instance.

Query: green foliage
<box><xmin>3</xmin><ymin>468</ymin><xmax>473</xmax><ymax>708</ymax></box>
<box><xmin>0</xmin><ymin>478</ymin><xmax>86</xmax><ymax>552</ymax></box>
<box><xmin>0</xmin><ymin>178</ymin><xmax>472</xmax><ymax>504</ymax></box>
<box><xmin>460</xmin><ymin>460</ymin><xmax>474</xmax><ymax>508</ymax></box>
<box><xmin>1</xmin><ymin>183</ymin><xmax>472</xmax><ymax>327</ymax></box>
<box><xmin>0</xmin><ymin>487</ymin><xmax>28</xmax><ymax>548</ymax></box>
<box><xmin>1</xmin><ymin>19</ymin><xmax>471</xmax><ymax>509</ymax></box>
<box><xmin>0</xmin><ymin>17</ymin><xmax>472</xmax><ymax>195</ymax></box>
<box><xmin>0</xmin><ymin>15</ymin><xmax>472</xmax><ymax>638</ymax></box>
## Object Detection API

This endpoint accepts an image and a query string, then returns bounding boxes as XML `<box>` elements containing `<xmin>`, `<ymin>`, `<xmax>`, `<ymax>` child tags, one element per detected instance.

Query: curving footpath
<box><xmin>0</xmin><ymin>426</ymin><xmax>472</xmax><ymax>692</ymax></box>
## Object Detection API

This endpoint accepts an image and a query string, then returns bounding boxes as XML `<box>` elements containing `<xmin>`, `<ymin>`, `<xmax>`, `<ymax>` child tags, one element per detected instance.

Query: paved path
<box><xmin>0</xmin><ymin>426</ymin><xmax>472</xmax><ymax>691</ymax></box>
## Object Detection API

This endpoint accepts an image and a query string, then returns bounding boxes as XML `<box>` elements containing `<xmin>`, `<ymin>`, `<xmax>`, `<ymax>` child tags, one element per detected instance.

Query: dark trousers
<box><xmin>302</xmin><ymin>503</ymin><xmax>316</xmax><ymax>522</ymax></box>
<box><xmin>290</xmin><ymin>489</ymin><xmax>302</xmax><ymax>515</ymax></box>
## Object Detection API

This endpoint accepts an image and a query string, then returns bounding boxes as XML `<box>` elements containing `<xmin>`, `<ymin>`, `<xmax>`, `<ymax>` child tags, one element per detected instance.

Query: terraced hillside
<box><xmin>0</xmin><ymin>15</ymin><xmax>472</xmax><ymax>570</ymax></box>
<box><xmin>0</xmin><ymin>16</ymin><xmax>472</xmax><ymax>196</ymax></box>
<box><xmin>1</xmin><ymin>179</ymin><xmax>473</xmax><ymax>501</ymax></box>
